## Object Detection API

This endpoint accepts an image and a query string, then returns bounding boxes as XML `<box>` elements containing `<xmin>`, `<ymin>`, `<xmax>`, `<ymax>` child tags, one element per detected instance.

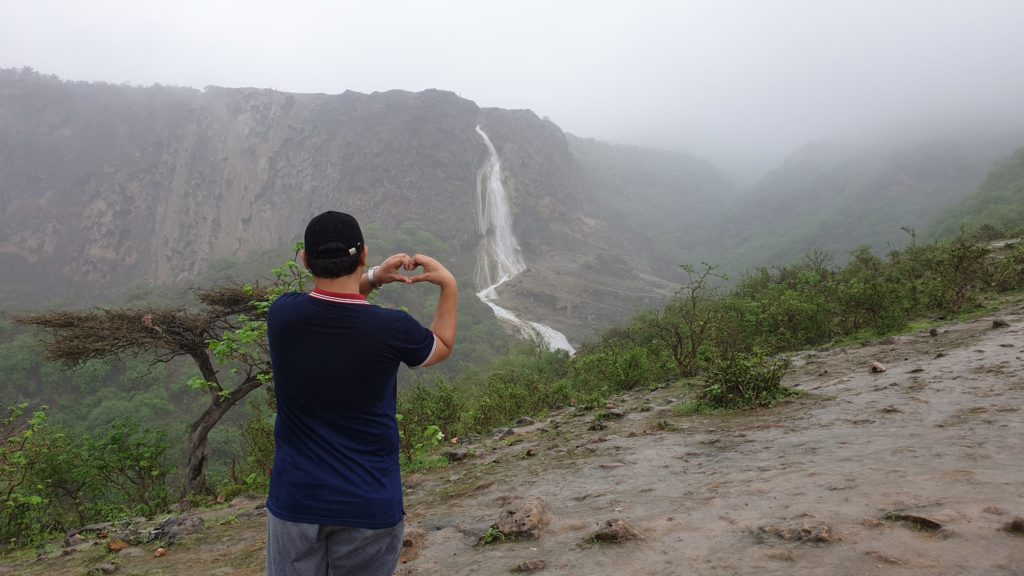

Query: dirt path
<box><xmin>401</xmin><ymin>304</ymin><xmax>1024</xmax><ymax>575</ymax></box>
<box><xmin>5</xmin><ymin>302</ymin><xmax>1023</xmax><ymax>575</ymax></box>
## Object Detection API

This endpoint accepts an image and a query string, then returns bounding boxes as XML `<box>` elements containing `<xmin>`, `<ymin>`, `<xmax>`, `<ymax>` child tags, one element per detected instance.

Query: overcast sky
<box><xmin>2</xmin><ymin>0</ymin><xmax>1023</xmax><ymax>179</ymax></box>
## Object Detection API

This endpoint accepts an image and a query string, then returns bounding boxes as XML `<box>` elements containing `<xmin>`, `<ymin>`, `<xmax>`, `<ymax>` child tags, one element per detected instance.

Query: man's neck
<box><xmin>312</xmin><ymin>268</ymin><xmax>363</xmax><ymax>295</ymax></box>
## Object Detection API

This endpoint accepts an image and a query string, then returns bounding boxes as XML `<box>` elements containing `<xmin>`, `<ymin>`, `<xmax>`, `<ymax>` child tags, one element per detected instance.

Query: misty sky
<box><xmin>2</xmin><ymin>0</ymin><xmax>1023</xmax><ymax>179</ymax></box>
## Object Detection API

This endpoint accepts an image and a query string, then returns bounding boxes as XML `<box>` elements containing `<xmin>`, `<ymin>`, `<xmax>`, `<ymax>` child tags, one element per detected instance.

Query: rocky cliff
<box><xmin>1</xmin><ymin>71</ymin><xmax>484</xmax><ymax>288</ymax></box>
<box><xmin>0</xmin><ymin>69</ymin><xmax>698</xmax><ymax>341</ymax></box>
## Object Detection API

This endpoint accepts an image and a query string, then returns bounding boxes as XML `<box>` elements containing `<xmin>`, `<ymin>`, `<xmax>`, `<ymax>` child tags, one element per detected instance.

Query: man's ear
<box><xmin>360</xmin><ymin>245</ymin><xmax>368</xmax><ymax>268</ymax></box>
<box><xmin>299</xmin><ymin>250</ymin><xmax>310</xmax><ymax>270</ymax></box>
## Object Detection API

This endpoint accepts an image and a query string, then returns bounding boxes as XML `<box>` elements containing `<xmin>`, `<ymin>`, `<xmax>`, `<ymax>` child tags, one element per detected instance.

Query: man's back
<box><xmin>265</xmin><ymin>210</ymin><xmax>457</xmax><ymax>576</ymax></box>
<box><xmin>267</xmin><ymin>289</ymin><xmax>434</xmax><ymax>529</ymax></box>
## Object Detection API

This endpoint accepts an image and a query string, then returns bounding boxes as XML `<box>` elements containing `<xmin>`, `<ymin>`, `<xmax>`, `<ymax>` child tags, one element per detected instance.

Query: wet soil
<box><xmin>5</xmin><ymin>301</ymin><xmax>1023</xmax><ymax>575</ymax></box>
<box><xmin>399</xmin><ymin>302</ymin><xmax>1024</xmax><ymax>576</ymax></box>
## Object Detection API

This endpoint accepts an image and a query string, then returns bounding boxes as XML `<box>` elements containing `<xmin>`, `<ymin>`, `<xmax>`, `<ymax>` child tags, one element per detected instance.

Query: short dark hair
<box><xmin>306</xmin><ymin>252</ymin><xmax>360</xmax><ymax>279</ymax></box>
<box><xmin>303</xmin><ymin>211</ymin><xmax>364</xmax><ymax>279</ymax></box>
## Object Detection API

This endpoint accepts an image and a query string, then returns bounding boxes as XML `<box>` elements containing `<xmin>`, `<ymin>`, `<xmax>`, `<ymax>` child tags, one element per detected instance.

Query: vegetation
<box><xmin>397</xmin><ymin>224</ymin><xmax>1024</xmax><ymax>456</ymax></box>
<box><xmin>703</xmin><ymin>137</ymin><xmax>1014</xmax><ymax>277</ymax></box>
<box><xmin>479</xmin><ymin>525</ymin><xmax>508</xmax><ymax>545</ymax></box>
<box><xmin>13</xmin><ymin>293</ymin><xmax>265</xmax><ymax>497</ymax></box>
<box><xmin>0</xmin><ymin>405</ymin><xmax>172</xmax><ymax>546</ymax></box>
<box><xmin>931</xmin><ymin>147</ymin><xmax>1024</xmax><ymax>239</ymax></box>
<box><xmin>642</xmin><ymin>263</ymin><xmax>724</xmax><ymax>377</ymax></box>
<box><xmin>2</xmin><ymin>221</ymin><xmax>1022</xmax><ymax>549</ymax></box>
<box><xmin>697</xmin><ymin>351</ymin><xmax>794</xmax><ymax>410</ymax></box>
<box><xmin>11</xmin><ymin>250</ymin><xmax>314</xmax><ymax>496</ymax></box>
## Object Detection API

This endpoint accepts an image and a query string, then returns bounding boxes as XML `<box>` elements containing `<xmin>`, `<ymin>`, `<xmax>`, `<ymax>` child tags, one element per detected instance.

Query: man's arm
<box><xmin>407</xmin><ymin>254</ymin><xmax>457</xmax><ymax>367</ymax></box>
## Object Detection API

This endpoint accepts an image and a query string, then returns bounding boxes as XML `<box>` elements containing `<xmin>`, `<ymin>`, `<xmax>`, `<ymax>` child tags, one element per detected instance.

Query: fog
<box><xmin>2</xmin><ymin>0</ymin><xmax>1023</xmax><ymax>180</ymax></box>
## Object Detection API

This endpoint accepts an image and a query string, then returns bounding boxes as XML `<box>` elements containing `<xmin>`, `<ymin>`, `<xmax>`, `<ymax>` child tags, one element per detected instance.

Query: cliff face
<box><xmin>0</xmin><ymin>73</ymin><xmax>521</xmax><ymax>286</ymax></box>
<box><xmin>1</xmin><ymin>73</ymin><xmax>194</xmax><ymax>297</ymax></box>
<box><xmin>0</xmin><ymin>72</ymin><xmax>495</xmax><ymax>292</ymax></box>
<box><xmin>0</xmin><ymin>69</ymin><xmax>686</xmax><ymax>339</ymax></box>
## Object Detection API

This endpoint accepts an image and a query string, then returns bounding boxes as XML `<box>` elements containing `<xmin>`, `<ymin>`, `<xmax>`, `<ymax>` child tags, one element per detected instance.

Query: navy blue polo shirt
<box><xmin>266</xmin><ymin>288</ymin><xmax>435</xmax><ymax>528</ymax></box>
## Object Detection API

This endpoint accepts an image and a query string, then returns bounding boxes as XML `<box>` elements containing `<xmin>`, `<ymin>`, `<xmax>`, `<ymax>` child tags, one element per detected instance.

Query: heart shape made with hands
<box><xmin>395</xmin><ymin>262</ymin><xmax>422</xmax><ymax>282</ymax></box>
<box><xmin>377</xmin><ymin>255</ymin><xmax>430</xmax><ymax>285</ymax></box>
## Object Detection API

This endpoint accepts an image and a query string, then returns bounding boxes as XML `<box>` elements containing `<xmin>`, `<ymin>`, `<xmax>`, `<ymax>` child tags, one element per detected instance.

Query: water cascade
<box><xmin>473</xmin><ymin>126</ymin><xmax>576</xmax><ymax>354</ymax></box>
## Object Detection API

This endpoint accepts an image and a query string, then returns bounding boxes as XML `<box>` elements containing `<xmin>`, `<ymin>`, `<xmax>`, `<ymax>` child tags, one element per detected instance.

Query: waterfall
<box><xmin>473</xmin><ymin>126</ymin><xmax>576</xmax><ymax>355</ymax></box>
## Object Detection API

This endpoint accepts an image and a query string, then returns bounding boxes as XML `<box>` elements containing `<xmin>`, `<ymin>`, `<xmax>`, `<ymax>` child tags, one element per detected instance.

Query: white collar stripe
<box><xmin>308</xmin><ymin>292</ymin><xmax>370</xmax><ymax>305</ymax></box>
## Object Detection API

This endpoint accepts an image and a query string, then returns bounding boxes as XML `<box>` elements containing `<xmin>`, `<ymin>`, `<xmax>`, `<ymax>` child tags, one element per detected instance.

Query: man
<box><xmin>266</xmin><ymin>210</ymin><xmax>458</xmax><ymax>576</ymax></box>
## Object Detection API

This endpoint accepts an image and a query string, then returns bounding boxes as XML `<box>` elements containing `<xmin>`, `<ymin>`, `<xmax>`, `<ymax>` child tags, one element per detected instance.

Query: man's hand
<box><xmin>407</xmin><ymin>254</ymin><xmax>457</xmax><ymax>288</ymax></box>
<box><xmin>375</xmin><ymin>253</ymin><xmax>414</xmax><ymax>286</ymax></box>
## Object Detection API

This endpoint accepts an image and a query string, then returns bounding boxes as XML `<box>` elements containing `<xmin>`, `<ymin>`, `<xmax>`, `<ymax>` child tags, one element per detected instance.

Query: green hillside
<box><xmin>930</xmin><ymin>147</ymin><xmax>1024</xmax><ymax>238</ymax></box>
<box><xmin>703</xmin><ymin>135</ymin><xmax>1016</xmax><ymax>273</ymax></box>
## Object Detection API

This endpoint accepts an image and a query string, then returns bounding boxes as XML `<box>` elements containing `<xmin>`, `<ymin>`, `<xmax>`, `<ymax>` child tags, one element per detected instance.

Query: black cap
<box><xmin>304</xmin><ymin>211</ymin><xmax>364</xmax><ymax>260</ymax></box>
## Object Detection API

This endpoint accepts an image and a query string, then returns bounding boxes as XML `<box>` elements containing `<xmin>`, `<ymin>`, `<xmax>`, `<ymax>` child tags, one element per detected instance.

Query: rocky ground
<box><xmin>3</xmin><ymin>300</ymin><xmax>1023</xmax><ymax>575</ymax></box>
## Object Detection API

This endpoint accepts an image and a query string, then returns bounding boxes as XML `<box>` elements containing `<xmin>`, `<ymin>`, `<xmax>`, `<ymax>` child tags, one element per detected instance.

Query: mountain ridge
<box><xmin>0</xmin><ymin>69</ymin><xmax>699</xmax><ymax>342</ymax></box>
<box><xmin>4</xmin><ymin>67</ymin><xmax>1023</xmax><ymax>342</ymax></box>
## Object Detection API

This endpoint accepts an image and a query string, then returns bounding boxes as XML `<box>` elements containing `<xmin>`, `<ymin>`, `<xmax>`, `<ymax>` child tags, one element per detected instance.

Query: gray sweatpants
<box><xmin>267</xmin><ymin>511</ymin><xmax>404</xmax><ymax>576</ymax></box>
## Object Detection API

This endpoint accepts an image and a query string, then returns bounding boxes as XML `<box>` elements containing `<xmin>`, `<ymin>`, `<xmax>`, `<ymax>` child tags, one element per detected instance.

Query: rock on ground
<box><xmin>154</xmin><ymin>515</ymin><xmax>204</xmax><ymax>542</ymax></box>
<box><xmin>511</xmin><ymin>559</ymin><xmax>546</xmax><ymax>572</ymax></box>
<box><xmin>590</xmin><ymin>519</ymin><xmax>643</xmax><ymax>543</ymax></box>
<box><xmin>495</xmin><ymin>498</ymin><xmax>553</xmax><ymax>540</ymax></box>
<box><xmin>759</xmin><ymin>521</ymin><xmax>837</xmax><ymax>543</ymax></box>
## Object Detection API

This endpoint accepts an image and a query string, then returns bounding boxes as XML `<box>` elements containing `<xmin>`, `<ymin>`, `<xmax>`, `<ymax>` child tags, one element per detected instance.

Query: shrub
<box><xmin>698</xmin><ymin>351</ymin><xmax>793</xmax><ymax>410</ymax></box>
<box><xmin>83</xmin><ymin>420</ymin><xmax>173</xmax><ymax>515</ymax></box>
<box><xmin>0</xmin><ymin>407</ymin><xmax>174</xmax><ymax>549</ymax></box>
<box><xmin>467</xmin><ymin>368</ymin><xmax>554</xmax><ymax>432</ymax></box>
<box><xmin>397</xmin><ymin>418</ymin><xmax>446</xmax><ymax>472</ymax></box>
<box><xmin>643</xmin><ymin>263</ymin><xmax>724</xmax><ymax>377</ymax></box>
<box><xmin>933</xmin><ymin>229</ymin><xmax>992</xmax><ymax>312</ymax></box>
<box><xmin>236</xmin><ymin>392</ymin><xmax>276</xmax><ymax>493</ymax></box>
<box><xmin>400</xmin><ymin>378</ymin><xmax>466</xmax><ymax>441</ymax></box>
<box><xmin>568</xmin><ymin>345</ymin><xmax>661</xmax><ymax>395</ymax></box>
<box><xmin>0</xmin><ymin>404</ymin><xmax>55</xmax><ymax>545</ymax></box>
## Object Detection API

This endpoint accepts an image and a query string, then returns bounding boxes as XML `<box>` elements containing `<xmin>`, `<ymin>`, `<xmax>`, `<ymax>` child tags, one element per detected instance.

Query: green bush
<box><xmin>0</xmin><ymin>404</ymin><xmax>55</xmax><ymax>545</ymax></box>
<box><xmin>236</xmin><ymin>392</ymin><xmax>276</xmax><ymax>493</ymax></box>
<box><xmin>397</xmin><ymin>418</ymin><xmax>446</xmax><ymax>472</ymax></box>
<box><xmin>698</xmin><ymin>351</ymin><xmax>793</xmax><ymax>410</ymax></box>
<box><xmin>466</xmin><ymin>367</ymin><xmax>564</xmax><ymax>432</ymax></box>
<box><xmin>400</xmin><ymin>378</ymin><xmax>466</xmax><ymax>440</ymax></box>
<box><xmin>83</xmin><ymin>420</ymin><xmax>173</xmax><ymax>515</ymax></box>
<box><xmin>568</xmin><ymin>345</ymin><xmax>660</xmax><ymax>395</ymax></box>
<box><xmin>395</xmin><ymin>347</ymin><xmax>574</xmax><ymax>467</ymax></box>
<box><xmin>0</xmin><ymin>406</ymin><xmax>173</xmax><ymax>548</ymax></box>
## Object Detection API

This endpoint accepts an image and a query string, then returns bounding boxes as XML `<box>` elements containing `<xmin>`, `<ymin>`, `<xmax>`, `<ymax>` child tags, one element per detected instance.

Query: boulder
<box><xmin>1002</xmin><ymin>517</ymin><xmax>1024</xmax><ymax>535</ymax></box>
<box><xmin>885</xmin><ymin>512</ymin><xmax>943</xmax><ymax>531</ymax></box>
<box><xmin>759</xmin><ymin>521</ymin><xmax>836</xmax><ymax>542</ymax></box>
<box><xmin>512</xmin><ymin>559</ymin><xmax>546</xmax><ymax>572</ymax></box>
<box><xmin>442</xmin><ymin>448</ymin><xmax>470</xmax><ymax>463</ymax></box>
<box><xmin>106</xmin><ymin>540</ymin><xmax>130</xmax><ymax>553</ymax></box>
<box><xmin>591</xmin><ymin>518</ymin><xmax>642</xmax><ymax>543</ymax></box>
<box><xmin>494</xmin><ymin>498</ymin><xmax>553</xmax><ymax>540</ymax></box>
<box><xmin>154</xmin><ymin>515</ymin><xmax>204</xmax><ymax>542</ymax></box>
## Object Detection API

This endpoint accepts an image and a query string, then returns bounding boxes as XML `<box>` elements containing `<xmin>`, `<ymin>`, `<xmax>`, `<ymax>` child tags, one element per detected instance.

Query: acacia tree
<box><xmin>15</xmin><ymin>255</ymin><xmax>309</xmax><ymax>496</ymax></box>
<box><xmin>644</xmin><ymin>263</ymin><xmax>724</xmax><ymax>377</ymax></box>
